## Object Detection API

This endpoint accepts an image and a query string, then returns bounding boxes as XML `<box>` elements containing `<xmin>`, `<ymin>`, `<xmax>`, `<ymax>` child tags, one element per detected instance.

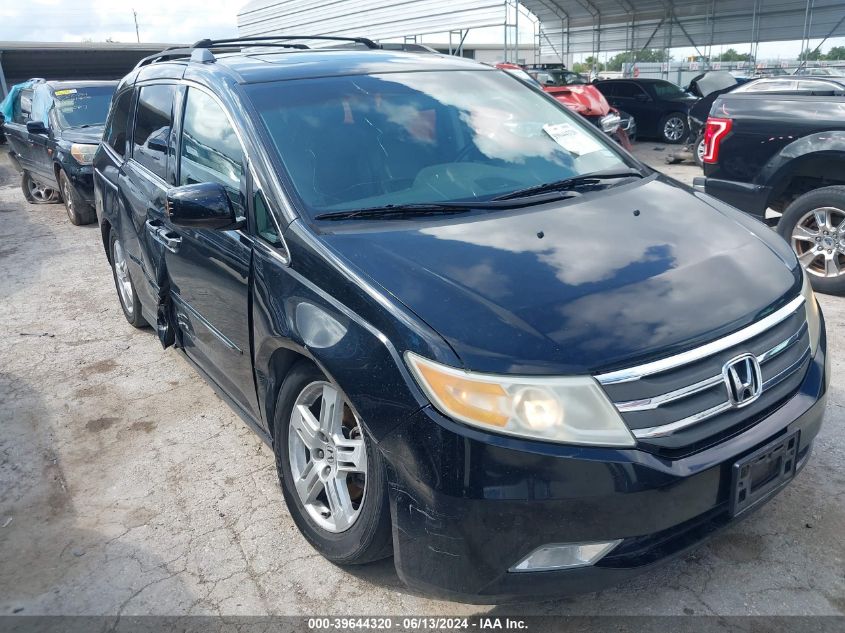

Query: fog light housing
<box><xmin>509</xmin><ymin>540</ymin><xmax>622</xmax><ymax>572</ymax></box>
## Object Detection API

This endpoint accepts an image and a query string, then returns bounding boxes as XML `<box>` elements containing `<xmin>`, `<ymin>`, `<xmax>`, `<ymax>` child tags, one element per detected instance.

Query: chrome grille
<box><xmin>596</xmin><ymin>295</ymin><xmax>811</xmax><ymax>451</ymax></box>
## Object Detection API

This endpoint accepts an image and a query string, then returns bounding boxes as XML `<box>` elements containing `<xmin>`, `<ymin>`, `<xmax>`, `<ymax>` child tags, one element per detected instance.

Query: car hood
<box><xmin>544</xmin><ymin>85</ymin><xmax>610</xmax><ymax>117</ymax></box>
<box><xmin>59</xmin><ymin>125</ymin><xmax>104</xmax><ymax>144</ymax></box>
<box><xmin>320</xmin><ymin>177</ymin><xmax>799</xmax><ymax>375</ymax></box>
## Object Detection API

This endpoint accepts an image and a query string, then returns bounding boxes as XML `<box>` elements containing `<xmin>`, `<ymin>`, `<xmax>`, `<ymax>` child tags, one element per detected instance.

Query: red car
<box><xmin>496</xmin><ymin>64</ymin><xmax>629</xmax><ymax>147</ymax></box>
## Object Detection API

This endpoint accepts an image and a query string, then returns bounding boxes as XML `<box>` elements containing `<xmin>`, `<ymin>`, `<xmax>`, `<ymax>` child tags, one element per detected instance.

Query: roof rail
<box><xmin>133</xmin><ymin>35</ymin><xmax>381</xmax><ymax>70</ymax></box>
<box><xmin>192</xmin><ymin>35</ymin><xmax>380</xmax><ymax>50</ymax></box>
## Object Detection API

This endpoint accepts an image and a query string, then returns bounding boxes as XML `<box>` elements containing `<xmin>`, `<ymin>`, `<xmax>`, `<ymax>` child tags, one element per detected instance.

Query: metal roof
<box><xmin>524</xmin><ymin>0</ymin><xmax>845</xmax><ymax>57</ymax></box>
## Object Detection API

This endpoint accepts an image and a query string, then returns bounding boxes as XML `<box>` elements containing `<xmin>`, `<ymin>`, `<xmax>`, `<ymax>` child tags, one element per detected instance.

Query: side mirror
<box><xmin>544</xmin><ymin>79</ymin><xmax>555</xmax><ymax>86</ymax></box>
<box><xmin>166</xmin><ymin>182</ymin><xmax>240</xmax><ymax>230</ymax></box>
<box><xmin>27</xmin><ymin>120</ymin><xmax>48</xmax><ymax>134</ymax></box>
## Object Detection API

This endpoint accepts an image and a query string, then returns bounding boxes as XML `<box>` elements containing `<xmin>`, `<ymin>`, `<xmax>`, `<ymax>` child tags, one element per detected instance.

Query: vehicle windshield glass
<box><xmin>503</xmin><ymin>68</ymin><xmax>540</xmax><ymax>86</ymax></box>
<box><xmin>246</xmin><ymin>70</ymin><xmax>633</xmax><ymax>217</ymax></box>
<box><xmin>650</xmin><ymin>81</ymin><xmax>688</xmax><ymax>98</ymax></box>
<box><xmin>52</xmin><ymin>86</ymin><xmax>115</xmax><ymax>128</ymax></box>
<box><xmin>551</xmin><ymin>70</ymin><xmax>587</xmax><ymax>85</ymax></box>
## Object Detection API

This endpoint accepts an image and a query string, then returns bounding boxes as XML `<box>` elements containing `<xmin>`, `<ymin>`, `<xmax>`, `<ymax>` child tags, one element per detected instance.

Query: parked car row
<box><xmin>0</xmin><ymin>79</ymin><xmax>117</xmax><ymax>224</ymax></box>
<box><xmin>0</xmin><ymin>39</ymin><xmax>832</xmax><ymax>604</ymax></box>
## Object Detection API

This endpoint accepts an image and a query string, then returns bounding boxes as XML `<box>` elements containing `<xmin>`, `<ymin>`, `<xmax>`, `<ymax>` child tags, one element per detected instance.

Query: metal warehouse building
<box><xmin>237</xmin><ymin>0</ymin><xmax>845</xmax><ymax>66</ymax></box>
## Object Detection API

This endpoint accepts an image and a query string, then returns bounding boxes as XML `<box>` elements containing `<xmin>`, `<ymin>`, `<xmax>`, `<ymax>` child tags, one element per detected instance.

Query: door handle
<box><xmin>145</xmin><ymin>219</ymin><xmax>182</xmax><ymax>254</ymax></box>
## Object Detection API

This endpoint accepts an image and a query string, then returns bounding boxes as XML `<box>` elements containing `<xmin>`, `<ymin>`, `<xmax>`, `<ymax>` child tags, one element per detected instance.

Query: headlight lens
<box><xmin>802</xmin><ymin>270</ymin><xmax>822</xmax><ymax>355</ymax></box>
<box><xmin>405</xmin><ymin>352</ymin><xmax>635</xmax><ymax>447</ymax></box>
<box><xmin>70</xmin><ymin>143</ymin><xmax>98</xmax><ymax>165</ymax></box>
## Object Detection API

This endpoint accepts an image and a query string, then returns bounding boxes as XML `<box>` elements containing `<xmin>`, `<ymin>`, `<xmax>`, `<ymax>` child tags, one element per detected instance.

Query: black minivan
<box><xmin>93</xmin><ymin>37</ymin><xmax>828</xmax><ymax>603</ymax></box>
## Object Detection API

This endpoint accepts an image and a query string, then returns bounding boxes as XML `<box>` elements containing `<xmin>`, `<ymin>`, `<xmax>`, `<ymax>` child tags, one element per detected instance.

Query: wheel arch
<box><xmin>763</xmin><ymin>134</ymin><xmax>845</xmax><ymax>210</ymax></box>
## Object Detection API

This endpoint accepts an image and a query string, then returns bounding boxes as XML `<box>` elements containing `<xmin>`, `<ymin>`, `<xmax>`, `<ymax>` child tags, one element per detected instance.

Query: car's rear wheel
<box><xmin>694</xmin><ymin>134</ymin><xmax>705</xmax><ymax>167</ymax></box>
<box><xmin>273</xmin><ymin>361</ymin><xmax>392</xmax><ymax>564</ymax></box>
<box><xmin>109</xmin><ymin>230</ymin><xmax>148</xmax><ymax>327</ymax></box>
<box><xmin>21</xmin><ymin>171</ymin><xmax>59</xmax><ymax>204</ymax></box>
<box><xmin>779</xmin><ymin>186</ymin><xmax>845</xmax><ymax>296</ymax></box>
<box><xmin>660</xmin><ymin>113</ymin><xmax>688</xmax><ymax>144</ymax></box>
<box><xmin>59</xmin><ymin>170</ymin><xmax>96</xmax><ymax>226</ymax></box>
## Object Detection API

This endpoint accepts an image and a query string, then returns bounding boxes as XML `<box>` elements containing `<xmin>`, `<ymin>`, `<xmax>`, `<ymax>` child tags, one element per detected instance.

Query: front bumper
<box><xmin>64</xmin><ymin>163</ymin><xmax>95</xmax><ymax>204</ymax></box>
<box><xmin>380</xmin><ymin>328</ymin><xmax>828</xmax><ymax>603</ymax></box>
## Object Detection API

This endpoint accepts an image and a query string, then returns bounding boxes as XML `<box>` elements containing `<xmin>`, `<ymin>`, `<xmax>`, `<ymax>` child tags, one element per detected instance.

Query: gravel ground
<box><xmin>0</xmin><ymin>143</ymin><xmax>843</xmax><ymax>617</ymax></box>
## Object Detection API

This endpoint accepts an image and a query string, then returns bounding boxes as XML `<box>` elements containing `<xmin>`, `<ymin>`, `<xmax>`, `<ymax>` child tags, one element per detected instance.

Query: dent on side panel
<box><xmin>250</xmin><ymin>232</ymin><xmax>440</xmax><ymax>443</ymax></box>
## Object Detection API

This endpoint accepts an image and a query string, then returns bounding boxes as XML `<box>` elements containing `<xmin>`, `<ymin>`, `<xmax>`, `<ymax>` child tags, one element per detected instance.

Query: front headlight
<box><xmin>70</xmin><ymin>143</ymin><xmax>98</xmax><ymax>165</ymax></box>
<box><xmin>405</xmin><ymin>352</ymin><xmax>635</xmax><ymax>447</ymax></box>
<box><xmin>802</xmin><ymin>270</ymin><xmax>822</xmax><ymax>355</ymax></box>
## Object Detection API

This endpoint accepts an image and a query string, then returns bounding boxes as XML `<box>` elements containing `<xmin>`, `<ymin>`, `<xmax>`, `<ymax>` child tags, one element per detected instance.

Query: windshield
<box><xmin>503</xmin><ymin>68</ymin><xmax>540</xmax><ymax>86</ymax></box>
<box><xmin>247</xmin><ymin>70</ymin><xmax>632</xmax><ymax>217</ymax></box>
<box><xmin>52</xmin><ymin>86</ymin><xmax>115</xmax><ymax>128</ymax></box>
<box><xmin>650</xmin><ymin>81</ymin><xmax>688</xmax><ymax>99</ymax></box>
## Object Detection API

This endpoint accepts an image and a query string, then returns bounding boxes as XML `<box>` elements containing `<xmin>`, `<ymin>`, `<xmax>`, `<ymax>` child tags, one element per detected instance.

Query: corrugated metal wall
<box><xmin>237</xmin><ymin>0</ymin><xmax>506</xmax><ymax>41</ymax></box>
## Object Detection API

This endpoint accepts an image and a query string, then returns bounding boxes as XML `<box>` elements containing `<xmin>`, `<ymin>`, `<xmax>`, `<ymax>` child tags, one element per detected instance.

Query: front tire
<box><xmin>59</xmin><ymin>170</ymin><xmax>96</xmax><ymax>226</ymax></box>
<box><xmin>778</xmin><ymin>185</ymin><xmax>845</xmax><ymax>296</ymax></box>
<box><xmin>660</xmin><ymin>113</ymin><xmax>688</xmax><ymax>144</ymax></box>
<box><xmin>109</xmin><ymin>230</ymin><xmax>148</xmax><ymax>327</ymax></box>
<box><xmin>273</xmin><ymin>361</ymin><xmax>392</xmax><ymax>565</ymax></box>
<box><xmin>21</xmin><ymin>171</ymin><xmax>59</xmax><ymax>204</ymax></box>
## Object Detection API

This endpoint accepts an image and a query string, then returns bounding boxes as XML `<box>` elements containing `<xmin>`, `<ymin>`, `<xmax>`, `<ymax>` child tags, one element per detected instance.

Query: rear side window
<box><xmin>104</xmin><ymin>89</ymin><xmax>133</xmax><ymax>158</ymax></box>
<box><xmin>133</xmin><ymin>84</ymin><xmax>177</xmax><ymax>180</ymax></box>
<box><xmin>614</xmin><ymin>82</ymin><xmax>647</xmax><ymax>99</ymax></box>
<box><xmin>179</xmin><ymin>88</ymin><xmax>245</xmax><ymax>212</ymax></box>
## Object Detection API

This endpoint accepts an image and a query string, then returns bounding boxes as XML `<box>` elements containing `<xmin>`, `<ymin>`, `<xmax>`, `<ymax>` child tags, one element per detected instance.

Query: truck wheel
<box><xmin>660</xmin><ymin>113</ymin><xmax>688</xmax><ymax>144</ymax></box>
<box><xmin>21</xmin><ymin>171</ymin><xmax>59</xmax><ymax>204</ymax></box>
<box><xmin>694</xmin><ymin>135</ymin><xmax>705</xmax><ymax>168</ymax></box>
<box><xmin>273</xmin><ymin>361</ymin><xmax>392</xmax><ymax>565</ymax></box>
<box><xmin>59</xmin><ymin>171</ymin><xmax>96</xmax><ymax>226</ymax></box>
<box><xmin>778</xmin><ymin>186</ymin><xmax>845</xmax><ymax>296</ymax></box>
<box><xmin>109</xmin><ymin>230</ymin><xmax>148</xmax><ymax>327</ymax></box>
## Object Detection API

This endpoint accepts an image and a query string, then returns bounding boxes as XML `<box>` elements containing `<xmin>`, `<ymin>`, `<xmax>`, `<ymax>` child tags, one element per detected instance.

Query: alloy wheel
<box><xmin>696</xmin><ymin>137</ymin><xmax>706</xmax><ymax>162</ymax></box>
<box><xmin>663</xmin><ymin>116</ymin><xmax>685</xmax><ymax>142</ymax></box>
<box><xmin>62</xmin><ymin>179</ymin><xmax>75</xmax><ymax>218</ymax></box>
<box><xmin>112</xmin><ymin>240</ymin><xmax>135</xmax><ymax>316</ymax></box>
<box><xmin>791</xmin><ymin>206</ymin><xmax>845</xmax><ymax>278</ymax></box>
<box><xmin>288</xmin><ymin>381</ymin><xmax>367</xmax><ymax>533</ymax></box>
<box><xmin>28</xmin><ymin>177</ymin><xmax>57</xmax><ymax>202</ymax></box>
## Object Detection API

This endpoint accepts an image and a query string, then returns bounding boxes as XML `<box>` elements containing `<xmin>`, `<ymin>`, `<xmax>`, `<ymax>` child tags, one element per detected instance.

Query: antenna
<box><xmin>133</xmin><ymin>9</ymin><xmax>140</xmax><ymax>43</ymax></box>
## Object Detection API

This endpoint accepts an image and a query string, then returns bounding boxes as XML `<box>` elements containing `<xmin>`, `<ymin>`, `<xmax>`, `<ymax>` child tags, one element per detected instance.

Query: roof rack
<box><xmin>133</xmin><ymin>35</ymin><xmax>381</xmax><ymax>69</ymax></box>
<box><xmin>193</xmin><ymin>35</ymin><xmax>380</xmax><ymax>50</ymax></box>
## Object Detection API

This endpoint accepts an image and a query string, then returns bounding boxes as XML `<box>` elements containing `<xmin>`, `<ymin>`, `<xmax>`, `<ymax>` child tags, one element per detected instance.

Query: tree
<box><xmin>799</xmin><ymin>49</ymin><xmax>824</xmax><ymax>61</ymax></box>
<box><xmin>825</xmin><ymin>46</ymin><xmax>845</xmax><ymax>60</ymax></box>
<box><xmin>605</xmin><ymin>49</ymin><xmax>670</xmax><ymax>72</ymax></box>
<box><xmin>713</xmin><ymin>48</ymin><xmax>751</xmax><ymax>62</ymax></box>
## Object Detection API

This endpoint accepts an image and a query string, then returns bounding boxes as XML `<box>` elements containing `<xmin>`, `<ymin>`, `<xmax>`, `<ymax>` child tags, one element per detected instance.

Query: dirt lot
<box><xmin>1</xmin><ymin>144</ymin><xmax>843</xmax><ymax>617</ymax></box>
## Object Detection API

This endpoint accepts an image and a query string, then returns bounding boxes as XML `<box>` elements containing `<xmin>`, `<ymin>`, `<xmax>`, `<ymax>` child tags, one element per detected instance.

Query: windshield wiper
<box><xmin>314</xmin><ymin>190</ymin><xmax>587</xmax><ymax>221</ymax></box>
<box><xmin>314</xmin><ymin>203</ymin><xmax>475</xmax><ymax>221</ymax></box>
<box><xmin>493</xmin><ymin>169</ymin><xmax>645</xmax><ymax>201</ymax></box>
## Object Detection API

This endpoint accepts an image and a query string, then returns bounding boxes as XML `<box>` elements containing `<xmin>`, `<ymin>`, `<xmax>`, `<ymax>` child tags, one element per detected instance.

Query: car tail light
<box><xmin>702</xmin><ymin>117</ymin><xmax>732</xmax><ymax>164</ymax></box>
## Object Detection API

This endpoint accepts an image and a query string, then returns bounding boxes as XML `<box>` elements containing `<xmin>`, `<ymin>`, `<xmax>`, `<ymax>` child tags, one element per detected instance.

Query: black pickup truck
<box><xmin>695</xmin><ymin>90</ymin><xmax>845</xmax><ymax>294</ymax></box>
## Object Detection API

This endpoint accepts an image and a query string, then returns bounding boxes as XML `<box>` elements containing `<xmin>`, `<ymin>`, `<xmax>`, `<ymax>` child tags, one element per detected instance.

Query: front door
<box><xmin>163</xmin><ymin>86</ymin><xmax>258</xmax><ymax>417</ymax></box>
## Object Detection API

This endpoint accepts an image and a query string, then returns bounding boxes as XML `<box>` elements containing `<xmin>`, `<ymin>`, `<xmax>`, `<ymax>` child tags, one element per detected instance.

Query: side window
<box><xmin>104</xmin><ymin>89</ymin><xmax>133</xmax><ymax>158</ymax></box>
<box><xmin>132</xmin><ymin>84</ymin><xmax>177</xmax><ymax>180</ymax></box>
<box><xmin>179</xmin><ymin>88</ymin><xmax>245</xmax><ymax>213</ymax></box>
<box><xmin>614</xmin><ymin>82</ymin><xmax>646</xmax><ymax>99</ymax></box>
<box><xmin>797</xmin><ymin>80</ymin><xmax>839</xmax><ymax>94</ymax></box>
<box><xmin>253</xmin><ymin>191</ymin><xmax>281</xmax><ymax>246</ymax></box>
<box><xmin>596</xmin><ymin>82</ymin><xmax>616</xmax><ymax>97</ymax></box>
<box><xmin>13</xmin><ymin>89</ymin><xmax>33</xmax><ymax>123</ymax></box>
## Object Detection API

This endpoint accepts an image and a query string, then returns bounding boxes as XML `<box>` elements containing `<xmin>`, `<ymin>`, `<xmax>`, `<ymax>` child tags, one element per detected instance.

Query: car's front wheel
<box><xmin>109</xmin><ymin>230</ymin><xmax>148</xmax><ymax>327</ymax></box>
<box><xmin>21</xmin><ymin>171</ymin><xmax>59</xmax><ymax>204</ymax></box>
<box><xmin>59</xmin><ymin>170</ymin><xmax>96</xmax><ymax>226</ymax></box>
<box><xmin>779</xmin><ymin>185</ymin><xmax>845</xmax><ymax>296</ymax></box>
<box><xmin>273</xmin><ymin>361</ymin><xmax>392</xmax><ymax>564</ymax></box>
<box><xmin>660</xmin><ymin>113</ymin><xmax>688</xmax><ymax>144</ymax></box>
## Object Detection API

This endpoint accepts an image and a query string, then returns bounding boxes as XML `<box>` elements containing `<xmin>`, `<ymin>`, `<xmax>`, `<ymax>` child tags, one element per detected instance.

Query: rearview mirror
<box><xmin>166</xmin><ymin>182</ymin><xmax>241</xmax><ymax>230</ymax></box>
<box><xmin>26</xmin><ymin>120</ymin><xmax>48</xmax><ymax>135</ymax></box>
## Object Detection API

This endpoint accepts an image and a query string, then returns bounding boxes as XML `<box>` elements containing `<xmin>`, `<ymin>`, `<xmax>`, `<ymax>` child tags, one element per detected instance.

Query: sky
<box><xmin>0</xmin><ymin>0</ymin><xmax>842</xmax><ymax>64</ymax></box>
<box><xmin>0</xmin><ymin>0</ymin><xmax>240</xmax><ymax>44</ymax></box>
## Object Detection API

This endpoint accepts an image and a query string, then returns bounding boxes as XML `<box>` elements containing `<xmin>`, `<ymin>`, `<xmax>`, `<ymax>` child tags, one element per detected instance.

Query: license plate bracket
<box><xmin>730</xmin><ymin>430</ymin><xmax>800</xmax><ymax>517</ymax></box>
